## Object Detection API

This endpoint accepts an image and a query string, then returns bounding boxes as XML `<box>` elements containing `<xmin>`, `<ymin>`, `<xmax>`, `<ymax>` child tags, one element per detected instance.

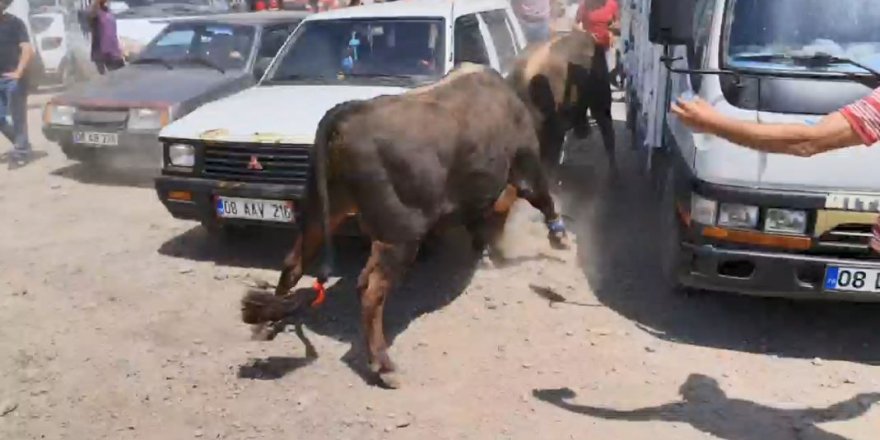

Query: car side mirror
<box><xmin>649</xmin><ymin>0</ymin><xmax>695</xmax><ymax>46</ymax></box>
<box><xmin>254</xmin><ymin>57</ymin><xmax>272</xmax><ymax>81</ymax></box>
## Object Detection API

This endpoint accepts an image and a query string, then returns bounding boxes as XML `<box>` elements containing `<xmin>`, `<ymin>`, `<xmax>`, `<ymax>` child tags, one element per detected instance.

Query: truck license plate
<box><xmin>824</xmin><ymin>267</ymin><xmax>880</xmax><ymax>293</ymax></box>
<box><xmin>215</xmin><ymin>196</ymin><xmax>294</xmax><ymax>223</ymax></box>
<box><xmin>73</xmin><ymin>131</ymin><xmax>118</xmax><ymax>146</ymax></box>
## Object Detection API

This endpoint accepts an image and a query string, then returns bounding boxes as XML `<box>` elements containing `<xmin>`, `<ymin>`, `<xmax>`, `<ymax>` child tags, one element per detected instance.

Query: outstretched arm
<box><xmin>670</xmin><ymin>99</ymin><xmax>863</xmax><ymax>157</ymax></box>
<box><xmin>533</xmin><ymin>388</ymin><xmax>684</xmax><ymax>422</ymax></box>
<box><xmin>796</xmin><ymin>392</ymin><xmax>880</xmax><ymax>424</ymax></box>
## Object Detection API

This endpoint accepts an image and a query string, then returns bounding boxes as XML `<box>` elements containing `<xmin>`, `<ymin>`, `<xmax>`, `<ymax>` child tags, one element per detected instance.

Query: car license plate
<box><xmin>215</xmin><ymin>196</ymin><xmax>294</xmax><ymax>223</ymax></box>
<box><xmin>824</xmin><ymin>266</ymin><xmax>880</xmax><ymax>293</ymax></box>
<box><xmin>73</xmin><ymin>131</ymin><xmax>118</xmax><ymax>146</ymax></box>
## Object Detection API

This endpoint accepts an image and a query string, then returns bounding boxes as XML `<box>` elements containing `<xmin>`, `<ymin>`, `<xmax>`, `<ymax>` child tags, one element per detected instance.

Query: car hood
<box><xmin>692</xmin><ymin>100</ymin><xmax>880</xmax><ymax>193</ymax></box>
<box><xmin>56</xmin><ymin>66</ymin><xmax>246</xmax><ymax>107</ymax></box>
<box><xmin>160</xmin><ymin>84</ymin><xmax>409</xmax><ymax>144</ymax></box>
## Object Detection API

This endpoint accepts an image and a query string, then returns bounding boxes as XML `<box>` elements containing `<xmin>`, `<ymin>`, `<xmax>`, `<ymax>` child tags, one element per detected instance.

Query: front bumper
<box><xmin>44</xmin><ymin>125</ymin><xmax>161</xmax><ymax>167</ymax></box>
<box><xmin>678</xmin><ymin>243</ymin><xmax>880</xmax><ymax>302</ymax></box>
<box><xmin>155</xmin><ymin>174</ymin><xmax>307</xmax><ymax>227</ymax></box>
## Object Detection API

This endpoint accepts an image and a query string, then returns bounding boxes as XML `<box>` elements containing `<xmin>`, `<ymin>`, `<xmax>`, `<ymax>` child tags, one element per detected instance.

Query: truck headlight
<box><xmin>46</xmin><ymin>104</ymin><xmax>74</xmax><ymax>126</ymax></box>
<box><xmin>718</xmin><ymin>203</ymin><xmax>759</xmax><ymax>229</ymax></box>
<box><xmin>690</xmin><ymin>194</ymin><xmax>718</xmax><ymax>225</ymax></box>
<box><xmin>128</xmin><ymin>108</ymin><xmax>168</xmax><ymax>130</ymax></box>
<box><xmin>764</xmin><ymin>208</ymin><xmax>807</xmax><ymax>235</ymax></box>
<box><xmin>168</xmin><ymin>143</ymin><xmax>195</xmax><ymax>167</ymax></box>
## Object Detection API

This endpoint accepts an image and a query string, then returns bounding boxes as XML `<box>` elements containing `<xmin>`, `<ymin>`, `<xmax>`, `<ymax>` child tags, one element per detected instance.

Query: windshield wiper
<box><xmin>179</xmin><ymin>56</ymin><xmax>225</xmax><ymax>74</ymax></box>
<box><xmin>345</xmin><ymin>73</ymin><xmax>415</xmax><ymax>80</ymax></box>
<box><xmin>733</xmin><ymin>52</ymin><xmax>880</xmax><ymax>78</ymax></box>
<box><xmin>131</xmin><ymin>57</ymin><xmax>173</xmax><ymax>70</ymax></box>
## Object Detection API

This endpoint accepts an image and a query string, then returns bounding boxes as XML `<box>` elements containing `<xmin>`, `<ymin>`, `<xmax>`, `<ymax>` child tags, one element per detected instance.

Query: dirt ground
<box><xmin>2</xmin><ymin>98</ymin><xmax>880</xmax><ymax>440</ymax></box>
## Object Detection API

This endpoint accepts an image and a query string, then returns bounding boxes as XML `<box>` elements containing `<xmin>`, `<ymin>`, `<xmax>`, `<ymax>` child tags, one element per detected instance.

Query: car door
<box><xmin>453</xmin><ymin>13</ymin><xmax>496</xmax><ymax>70</ymax></box>
<box><xmin>479</xmin><ymin>9</ymin><xmax>521</xmax><ymax>76</ymax></box>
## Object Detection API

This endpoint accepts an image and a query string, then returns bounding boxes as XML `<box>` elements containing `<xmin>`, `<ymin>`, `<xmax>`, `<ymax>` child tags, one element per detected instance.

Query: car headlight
<box><xmin>718</xmin><ymin>203</ymin><xmax>759</xmax><ymax>229</ymax></box>
<box><xmin>168</xmin><ymin>143</ymin><xmax>195</xmax><ymax>167</ymax></box>
<box><xmin>690</xmin><ymin>194</ymin><xmax>718</xmax><ymax>225</ymax></box>
<box><xmin>46</xmin><ymin>104</ymin><xmax>74</xmax><ymax>126</ymax></box>
<box><xmin>128</xmin><ymin>108</ymin><xmax>168</xmax><ymax>130</ymax></box>
<box><xmin>764</xmin><ymin>208</ymin><xmax>807</xmax><ymax>235</ymax></box>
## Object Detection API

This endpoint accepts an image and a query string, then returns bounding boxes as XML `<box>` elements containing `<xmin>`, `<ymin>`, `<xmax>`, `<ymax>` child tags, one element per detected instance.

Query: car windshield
<box><xmin>29</xmin><ymin>16</ymin><xmax>54</xmax><ymax>34</ymax></box>
<box><xmin>137</xmin><ymin>23</ymin><xmax>255</xmax><ymax>71</ymax></box>
<box><xmin>265</xmin><ymin>18</ymin><xmax>446</xmax><ymax>86</ymax></box>
<box><xmin>725</xmin><ymin>0</ymin><xmax>880</xmax><ymax>73</ymax></box>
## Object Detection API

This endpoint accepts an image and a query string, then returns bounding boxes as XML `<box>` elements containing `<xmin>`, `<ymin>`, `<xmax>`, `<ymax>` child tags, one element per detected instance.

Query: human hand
<box><xmin>670</xmin><ymin>97</ymin><xmax>724</xmax><ymax>133</ymax></box>
<box><xmin>3</xmin><ymin>71</ymin><xmax>22</xmax><ymax>80</ymax></box>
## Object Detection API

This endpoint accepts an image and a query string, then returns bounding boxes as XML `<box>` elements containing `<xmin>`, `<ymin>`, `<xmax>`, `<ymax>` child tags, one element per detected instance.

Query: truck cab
<box><xmin>154</xmin><ymin>0</ymin><xmax>527</xmax><ymax>235</ymax></box>
<box><xmin>643</xmin><ymin>0</ymin><xmax>880</xmax><ymax>300</ymax></box>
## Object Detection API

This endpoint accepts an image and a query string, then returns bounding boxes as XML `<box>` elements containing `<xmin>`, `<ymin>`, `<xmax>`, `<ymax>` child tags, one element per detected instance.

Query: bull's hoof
<box><xmin>547</xmin><ymin>218</ymin><xmax>570</xmax><ymax>250</ymax></box>
<box><xmin>250</xmin><ymin>323</ymin><xmax>275</xmax><ymax>341</ymax></box>
<box><xmin>378</xmin><ymin>371</ymin><xmax>402</xmax><ymax>389</ymax></box>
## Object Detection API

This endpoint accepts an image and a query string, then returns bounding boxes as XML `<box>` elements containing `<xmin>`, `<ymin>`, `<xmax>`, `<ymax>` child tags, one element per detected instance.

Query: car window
<box><xmin>259</xmin><ymin>23</ymin><xmax>297</xmax><ymax>58</ymax></box>
<box><xmin>267</xmin><ymin>18</ymin><xmax>446</xmax><ymax>85</ymax></box>
<box><xmin>454</xmin><ymin>14</ymin><xmax>490</xmax><ymax>66</ymax></box>
<box><xmin>29</xmin><ymin>15</ymin><xmax>54</xmax><ymax>34</ymax></box>
<box><xmin>139</xmin><ymin>23</ymin><xmax>256</xmax><ymax>70</ymax></box>
<box><xmin>480</xmin><ymin>9</ymin><xmax>517</xmax><ymax>72</ymax></box>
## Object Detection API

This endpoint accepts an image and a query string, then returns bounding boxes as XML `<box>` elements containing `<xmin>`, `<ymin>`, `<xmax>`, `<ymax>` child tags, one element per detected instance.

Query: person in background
<box><xmin>576</xmin><ymin>0</ymin><xmax>619</xmax><ymax>85</ymax></box>
<box><xmin>513</xmin><ymin>0</ymin><xmax>552</xmax><ymax>44</ymax></box>
<box><xmin>671</xmin><ymin>87</ymin><xmax>880</xmax><ymax>250</ymax></box>
<box><xmin>348</xmin><ymin>0</ymin><xmax>361</xmax><ymax>6</ymax></box>
<box><xmin>88</xmin><ymin>0</ymin><xmax>123</xmax><ymax>74</ymax></box>
<box><xmin>0</xmin><ymin>0</ymin><xmax>35</xmax><ymax>169</ymax></box>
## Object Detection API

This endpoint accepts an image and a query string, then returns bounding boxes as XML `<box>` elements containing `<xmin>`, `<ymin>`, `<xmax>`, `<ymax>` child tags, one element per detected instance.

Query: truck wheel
<box><xmin>658</xmin><ymin>159</ymin><xmax>698</xmax><ymax>296</ymax></box>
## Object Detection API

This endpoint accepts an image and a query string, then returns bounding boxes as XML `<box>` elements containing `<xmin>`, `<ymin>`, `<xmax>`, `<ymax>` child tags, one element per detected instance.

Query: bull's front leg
<box><xmin>511</xmin><ymin>151</ymin><xmax>570</xmax><ymax>250</ymax></box>
<box><xmin>358</xmin><ymin>240</ymin><xmax>418</xmax><ymax>389</ymax></box>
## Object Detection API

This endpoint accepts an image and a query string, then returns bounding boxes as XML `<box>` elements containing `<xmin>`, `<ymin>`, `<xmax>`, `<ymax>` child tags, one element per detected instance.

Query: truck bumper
<box><xmin>154</xmin><ymin>175</ymin><xmax>306</xmax><ymax>228</ymax></box>
<box><xmin>678</xmin><ymin>243</ymin><xmax>880</xmax><ymax>302</ymax></box>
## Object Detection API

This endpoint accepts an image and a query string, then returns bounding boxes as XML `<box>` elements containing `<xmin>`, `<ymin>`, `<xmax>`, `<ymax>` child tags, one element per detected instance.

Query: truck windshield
<box><xmin>265</xmin><ymin>18</ymin><xmax>445</xmax><ymax>86</ymax></box>
<box><xmin>725</xmin><ymin>0</ymin><xmax>880</xmax><ymax>74</ymax></box>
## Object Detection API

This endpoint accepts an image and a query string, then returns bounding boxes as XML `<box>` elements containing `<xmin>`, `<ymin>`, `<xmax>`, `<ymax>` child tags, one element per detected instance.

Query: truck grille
<box><xmin>201</xmin><ymin>143</ymin><xmax>311</xmax><ymax>184</ymax></box>
<box><xmin>816</xmin><ymin>223</ymin><xmax>876</xmax><ymax>258</ymax></box>
<box><xmin>74</xmin><ymin>108</ymin><xmax>128</xmax><ymax>130</ymax></box>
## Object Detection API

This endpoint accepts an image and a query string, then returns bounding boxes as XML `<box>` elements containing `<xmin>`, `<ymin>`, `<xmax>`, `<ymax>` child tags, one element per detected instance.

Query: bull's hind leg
<box><xmin>511</xmin><ymin>150</ymin><xmax>569</xmax><ymax>250</ymax></box>
<box><xmin>275</xmin><ymin>197</ymin><xmax>354</xmax><ymax>297</ymax></box>
<box><xmin>358</xmin><ymin>240</ymin><xmax>418</xmax><ymax>388</ymax></box>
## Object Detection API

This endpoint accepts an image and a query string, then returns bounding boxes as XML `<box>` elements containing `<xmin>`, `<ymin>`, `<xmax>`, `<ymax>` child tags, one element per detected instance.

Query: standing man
<box><xmin>671</xmin><ymin>87</ymin><xmax>880</xmax><ymax>249</ymax></box>
<box><xmin>0</xmin><ymin>0</ymin><xmax>35</xmax><ymax>169</ymax></box>
<box><xmin>513</xmin><ymin>0</ymin><xmax>552</xmax><ymax>44</ymax></box>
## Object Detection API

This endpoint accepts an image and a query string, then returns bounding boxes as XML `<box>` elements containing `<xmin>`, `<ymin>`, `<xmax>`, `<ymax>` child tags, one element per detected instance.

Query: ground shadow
<box><xmin>237</xmin><ymin>356</ymin><xmax>315</xmax><ymax>380</ymax></box>
<box><xmin>534</xmin><ymin>374</ymin><xmax>880</xmax><ymax>440</ymax></box>
<box><xmin>51</xmin><ymin>162</ymin><xmax>157</xmax><ymax>188</ymax></box>
<box><xmin>158</xmin><ymin>225</ymin><xmax>296</xmax><ymax>271</ymax></box>
<box><xmin>565</xmin><ymin>119</ymin><xmax>880</xmax><ymax>365</ymax></box>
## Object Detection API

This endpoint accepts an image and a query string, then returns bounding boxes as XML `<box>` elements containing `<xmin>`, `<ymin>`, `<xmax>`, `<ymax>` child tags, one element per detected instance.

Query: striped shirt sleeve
<box><xmin>840</xmin><ymin>87</ymin><xmax>880</xmax><ymax>146</ymax></box>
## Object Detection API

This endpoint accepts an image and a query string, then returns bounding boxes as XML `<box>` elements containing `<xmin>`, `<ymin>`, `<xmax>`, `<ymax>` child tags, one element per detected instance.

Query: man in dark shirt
<box><xmin>0</xmin><ymin>0</ymin><xmax>34</xmax><ymax>169</ymax></box>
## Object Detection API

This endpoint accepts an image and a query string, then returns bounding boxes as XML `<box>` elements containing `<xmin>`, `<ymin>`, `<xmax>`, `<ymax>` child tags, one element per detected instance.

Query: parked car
<box><xmin>30</xmin><ymin>11</ymin><xmax>75</xmax><ymax>86</ymax></box>
<box><xmin>153</xmin><ymin>0</ymin><xmax>526</xmax><ymax>235</ymax></box>
<box><xmin>111</xmin><ymin>0</ymin><xmax>234</xmax><ymax>58</ymax></box>
<box><xmin>42</xmin><ymin>11</ymin><xmax>308</xmax><ymax>169</ymax></box>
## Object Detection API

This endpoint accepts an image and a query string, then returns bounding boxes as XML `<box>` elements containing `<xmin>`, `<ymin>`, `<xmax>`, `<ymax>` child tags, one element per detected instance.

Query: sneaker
<box><xmin>7</xmin><ymin>151</ymin><xmax>46</xmax><ymax>170</ymax></box>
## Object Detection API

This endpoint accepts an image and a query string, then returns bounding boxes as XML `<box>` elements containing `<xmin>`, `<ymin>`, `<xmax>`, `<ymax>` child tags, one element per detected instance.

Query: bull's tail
<box><xmin>241</xmin><ymin>289</ymin><xmax>315</xmax><ymax>324</ymax></box>
<box><xmin>310</xmin><ymin>100</ymin><xmax>369</xmax><ymax>284</ymax></box>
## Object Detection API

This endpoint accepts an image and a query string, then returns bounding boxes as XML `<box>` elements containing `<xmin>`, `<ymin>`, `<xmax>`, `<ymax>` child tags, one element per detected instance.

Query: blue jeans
<box><xmin>0</xmin><ymin>78</ymin><xmax>30</xmax><ymax>156</ymax></box>
<box><xmin>521</xmin><ymin>20</ymin><xmax>551</xmax><ymax>44</ymax></box>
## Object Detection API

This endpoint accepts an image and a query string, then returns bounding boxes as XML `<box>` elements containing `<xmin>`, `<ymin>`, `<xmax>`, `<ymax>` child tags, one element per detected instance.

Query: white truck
<box><xmin>154</xmin><ymin>0</ymin><xmax>528</xmax><ymax>235</ymax></box>
<box><xmin>623</xmin><ymin>0</ymin><xmax>880</xmax><ymax>301</ymax></box>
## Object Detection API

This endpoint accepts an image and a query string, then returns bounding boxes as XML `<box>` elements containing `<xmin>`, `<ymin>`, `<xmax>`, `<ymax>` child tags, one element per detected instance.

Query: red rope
<box><xmin>311</xmin><ymin>280</ymin><xmax>327</xmax><ymax>308</ymax></box>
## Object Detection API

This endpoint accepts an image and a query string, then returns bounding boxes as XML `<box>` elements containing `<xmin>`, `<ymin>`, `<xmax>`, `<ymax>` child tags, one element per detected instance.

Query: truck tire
<box><xmin>658</xmin><ymin>157</ymin><xmax>700</xmax><ymax>296</ymax></box>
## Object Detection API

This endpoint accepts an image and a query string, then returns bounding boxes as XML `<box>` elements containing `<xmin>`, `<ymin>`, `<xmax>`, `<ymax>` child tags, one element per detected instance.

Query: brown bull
<box><xmin>508</xmin><ymin>30</ymin><xmax>616</xmax><ymax>174</ymax></box>
<box><xmin>240</xmin><ymin>64</ymin><xmax>568</xmax><ymax>388</ymax></box>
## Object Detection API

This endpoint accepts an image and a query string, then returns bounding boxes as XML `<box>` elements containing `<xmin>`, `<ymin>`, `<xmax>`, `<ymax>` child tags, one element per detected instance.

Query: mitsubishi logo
<box><xmin>247</xmin><ymin>155</ymin><xmax>263</xmax><ymax>171</ymax></box>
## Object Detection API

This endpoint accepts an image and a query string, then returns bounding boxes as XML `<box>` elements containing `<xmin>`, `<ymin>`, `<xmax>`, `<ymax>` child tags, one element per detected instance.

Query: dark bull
<box><xmin>240</xmin><ymin>63</ymin><xmax>569</xmax><ymax>388</ymax></box>
<box><xmin>508</xmin><ymin>30</ymin><xmax>616</xmax><ymax>174</ymax></box>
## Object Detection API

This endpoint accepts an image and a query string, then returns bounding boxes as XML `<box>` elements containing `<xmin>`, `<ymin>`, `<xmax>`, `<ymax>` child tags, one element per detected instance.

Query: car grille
<box><xmin>201</xmin><ymin>143</ymin><xmax>311</xmax><ymax>185</ymax></box>
<box><xmin>815</xmin><ymin>223</ymin><xmax>876</xmax><ymax>258</ymax></box>
<box><xmin>74</xmin><ymin>108</ymin><xmax>128</xmax><ymax>130</ymax></box>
